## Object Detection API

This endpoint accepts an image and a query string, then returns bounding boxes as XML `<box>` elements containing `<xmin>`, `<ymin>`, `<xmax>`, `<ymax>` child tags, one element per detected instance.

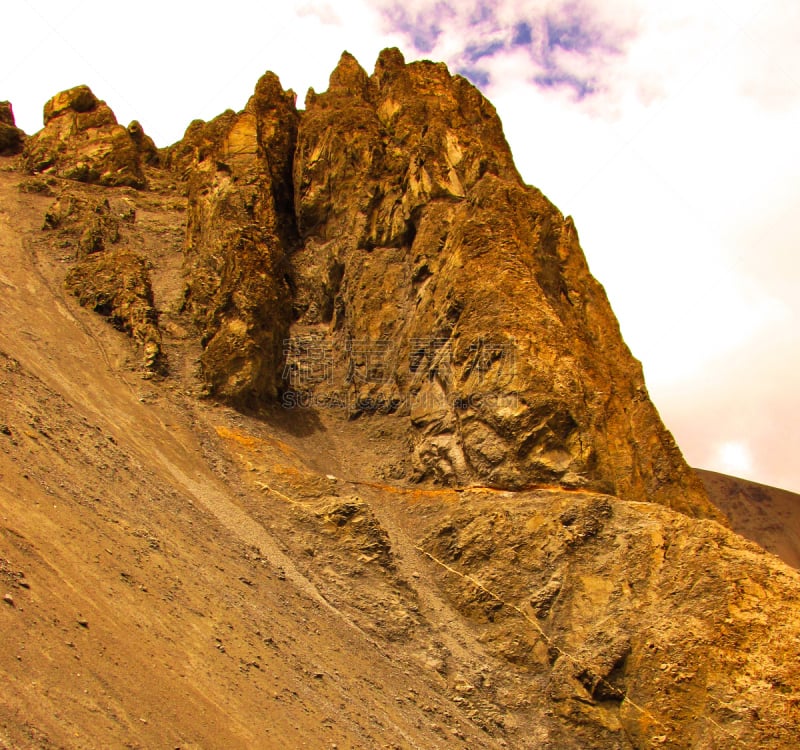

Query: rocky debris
<box><xmin>0</xmin><ymin>101</ymin><xmax>25</xmax><ymax>155</ymax></box>
<box><xmin>177</xmin><ymin>72</ymin><xmax>298</xmax><ymax>406</ymax></box>
<box><xmin>38</xmin><ymin>187</ymin><xmax>164</xmax><ymax>373</ymax></box>
<box><xmin>419</xmin><ymin>489</ymin><xmax>800</xmax><ymax>748</ymax></box>
<box><xmin>318</xmin><ymin>498</ymin><xmax>394</xmax><ymax>569</ymax></box>
<box><xmin>65</xmin><ymin>249</ymin><xmax>164</xmax><ymax>374</ymax></box>
<box><xmin>2</xmin><ymin>593</ymin><xmax>14</xmax><ymax>607</ymax></box>
<box><xmin>22</xmin><ymin>85</ymin><xmax>146</xmax><ymax>188</ymax></box>
<box><xmin>43</xmin><ymin>190</ymin><xmax>122</xmax><ymax>256</ymax></box>
<box><xmin>17</xmin><ymin>176</ymin><xmax>56</xmax><ymax>195</ymax></box>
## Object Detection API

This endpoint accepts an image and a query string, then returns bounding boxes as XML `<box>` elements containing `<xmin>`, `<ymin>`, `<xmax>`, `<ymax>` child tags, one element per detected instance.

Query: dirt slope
<box><xmin>2</xmin><ymin>156</ymin><xmax>800</xmax><ymax>749</ymax></box>
<box><xmin>0</xmin><ymin>162</ymin><xmax>502</xmax><ymax>749</ymax></box>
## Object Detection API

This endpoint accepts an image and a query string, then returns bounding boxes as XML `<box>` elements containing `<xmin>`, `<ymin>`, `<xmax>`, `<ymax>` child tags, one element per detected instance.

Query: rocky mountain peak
<box><xmin>328</xmin><ymin>50</ymin><xmax>371</xmax><ymax>98</ymax></box>
<box><xmin>21</xmin><ymin>84</ymin><xmax>150</xmax><ymax>188</ymax></box>
<box><xmin>10</xmin><ymin>51</ymin><xmax>719</xmax><ymax>518</ymax></box>
<box><xmin>2</xmin><ymin>47</ymin><xmax>799</xmax><ymax>750</ymax></box>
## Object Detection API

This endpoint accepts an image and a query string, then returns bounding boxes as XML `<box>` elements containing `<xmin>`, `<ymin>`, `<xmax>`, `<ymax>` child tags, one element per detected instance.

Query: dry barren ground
<box><xmin>2</xmin><ymin>156</ymin><xmax>799</xmax><ymax>750</ymax></box>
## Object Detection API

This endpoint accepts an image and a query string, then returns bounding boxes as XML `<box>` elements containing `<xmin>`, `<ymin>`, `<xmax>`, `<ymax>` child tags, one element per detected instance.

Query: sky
<box><xmin>2</xmin><ymin>0</ymin><xmax>798</xmax><ymax>491</ymax></box>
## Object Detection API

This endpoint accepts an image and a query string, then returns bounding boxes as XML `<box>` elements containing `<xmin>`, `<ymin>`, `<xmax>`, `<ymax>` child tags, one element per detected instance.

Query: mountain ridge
<box><xmin>1</xmin><ymin>49</ymin><xmax>798</xmax><ymax>749</ymax></box>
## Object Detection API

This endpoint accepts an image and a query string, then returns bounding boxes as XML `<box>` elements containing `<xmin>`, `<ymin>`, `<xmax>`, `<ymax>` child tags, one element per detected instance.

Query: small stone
<box><xmin>77</xmin><ymin>618</ymin><xmax>89</xmax><ymax>628</ymax></box>
<box><xmin>3</xmin><ymin>594</ymin><xmax>14</xmax><ymax>607</ymax></box>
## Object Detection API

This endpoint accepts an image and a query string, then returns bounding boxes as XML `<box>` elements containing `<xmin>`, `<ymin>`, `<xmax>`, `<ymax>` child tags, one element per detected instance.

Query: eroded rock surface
<box><xmin>1</xmin><ymin>58</ymin><xmax>798</xmax><ymax>750</ymax></box>
<box><xmin>65</xmin><ymin>249</ymin><xmax>164</xmax><ymax>374</ymax></box>
<box><xmin>41</xmin><ymin>187</ymin><xmax>164</xmax><ymax>374</ymax></box>
<box><xmin>18</xmin><ymin>54</ymin><xmax>717</xmax><ymax>517</ymax></box>
<box><xmin>0</xmin><ymin>101</ymin><xmax>25</xmax><ymax>155</ymax></box>
<box><xmin>21</xmin><ymin>85</ymin><xmax>146</xmax><ymax>188</ymax></box>
<box><xmin>416</xmin><ymin>488</ymin><xmax>800</xmax><ymax>749</ymax></box>
<box><xmin>176</xmin><ymin>73</ymin><xmax>298</xmax><ymax>405</ymax></box>
<box><xmin>283</xmin><ymin>50</ymin><xmax>715</xmax><ymax>517</ymax></box>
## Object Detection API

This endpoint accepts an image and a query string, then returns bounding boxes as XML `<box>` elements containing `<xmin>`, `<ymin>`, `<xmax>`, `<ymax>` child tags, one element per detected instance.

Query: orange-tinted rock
<box><xmin>287</xmin><ymin>50</ymin><xmax>718</xmax><ymax>519</ymax></box>
<box><xmin>127</xmin><ymin>120</ymin><xmax>160</xmax><ymax>166</ymax></box>
<box><xmin>178</xmin><ymin>73</ymin><xmax>298</xmax><ymax>406</ymax></box>
<box><xmin>22</xmin><ymin>85</ymin><xmax>146</xmax><ymax>188</ymax></box>
<box><xmin>65</xmin><ymin>248</ymin><xmax>164</xmax><ymax>374</ymax></box>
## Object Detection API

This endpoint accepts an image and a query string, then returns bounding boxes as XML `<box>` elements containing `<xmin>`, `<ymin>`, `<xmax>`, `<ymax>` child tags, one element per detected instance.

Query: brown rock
<box><xmin>22</xmin><ymin>85</ymin><xmax>146</xmax><ymax>188</ymax></box>
<box><xmin>287</xmin><ymin>49</ymin><xmax>717</xmax><ymax>518</ymax></box>
<box><xmin>127</xmin><ymin>120</ymin><xmax>160</xmax><ymax>166</ymax></box>
<box><xmin>0</xmin><ymin>101</ymin><xmax>25</xmax><ymax>156</ymax></box>
<box><xmin>177</xmin><ymin>72</ymin><xmax>298</xmax><ymax>405</ymax></box>
<box><xmin>420</xmin><ymin>488</ymin><xmax>800</xmax><ymax>749</ymax></box>
<box><xmin>65</xmin><ymin>248</ymin><xmax>165</xmax><ymax>374</ymax></box>
<box><xmin>43</xmin><ymin>190</ymin><xmax>121</xmax><ymax>256</ymax></box>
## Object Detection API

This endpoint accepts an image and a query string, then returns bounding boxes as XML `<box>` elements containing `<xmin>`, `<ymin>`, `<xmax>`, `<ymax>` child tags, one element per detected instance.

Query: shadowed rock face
<box><xmin>0</xmin><ymin>101</ymin><xmax>25</xmax><ymax>155</ymax></box>
<box><xmin>21</xmin><ymin>85</ymin><xmax>146</xmax><ymax>188</ymax></box>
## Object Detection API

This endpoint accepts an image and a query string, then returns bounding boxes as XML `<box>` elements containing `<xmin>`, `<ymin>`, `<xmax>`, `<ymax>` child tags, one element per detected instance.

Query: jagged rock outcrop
<box><xmin>177</xmin><ymin>72</ymin><xmax>298</xmax><ymax>405</ymax></box>
<box><xmin>21</xmin><ymin>85</ymin><xmax>146</xmax><ymax>188</ymax></box>
<box><xmin>65</xmin><ymin>250</ymin><xmax>164</xmax><ymax>374</ymax></box>
<box><xmin>42</xmin><ymin>190</ymin><xmax>126</xmax><ymax>255</ymax></box>
<box><xmin>2</xmin><ymin>61</ymin><xmax>799</xmax><ymax>750</ymax></box>
<box><xmin>126</xmin><ymin>119</ymin><xmax>160</xmax><ymax>167</ymax></box>
<box><xmin>42</xmin><ymin>188</ymin><xmax>164</xmax><ymax>373</ymax></box>
<box><xmin>284</xmin><ymin>50</ymin><xmax>715</xmax><ymax>517</ymax></box>
<box><xmin>416</xmin><ymin>487</ymin><xmax>800</xmax><ymax>749</ymax></box>
<box><xmin>0</xmin><ymin>101</ymin><xmax>25</xmax><ymax>155</ymax></box>
<box><xmin>19</xmin><ymin>55</ymin><xmax>715</xmax><ymax>515</ymax></box>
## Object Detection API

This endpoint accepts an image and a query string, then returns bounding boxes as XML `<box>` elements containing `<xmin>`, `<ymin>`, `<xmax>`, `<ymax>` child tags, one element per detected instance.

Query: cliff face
<box><xmin>176</xmin><ymin>73</ymin><xmax>298</xmax><ymax>405</ymax></box>
<box><xmin>1</xmin><ymin>50</ymin><xmax>799</xmax><ymax>750</ymax></box>
<box><xmin>168</xmin><ymin>49</ymin><xmax>715</xmax><ymax>517</ymax></box>
<box><xmin>14</xmin><ymin>50</ymin><xmax>716</xmax><ymax>515</ymax></box>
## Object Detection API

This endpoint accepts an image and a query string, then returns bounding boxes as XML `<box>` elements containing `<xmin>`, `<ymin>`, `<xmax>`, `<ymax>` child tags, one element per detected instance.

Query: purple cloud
<box><xmin>380</xmin><ymin>2</ymin><xmax>455</xmax><ymax>53</ymax></box>
<box><xmin>375</xmin><ymin>0</ymin><xmax>632</xmax><ymax>100</ymax></box>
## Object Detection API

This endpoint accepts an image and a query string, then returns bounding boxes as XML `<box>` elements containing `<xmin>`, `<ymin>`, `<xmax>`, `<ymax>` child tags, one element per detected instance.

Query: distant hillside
<box><xmin>698</xmin><ymin>468</ymin><xmax>800</xmax><ymax>569</ymax></box>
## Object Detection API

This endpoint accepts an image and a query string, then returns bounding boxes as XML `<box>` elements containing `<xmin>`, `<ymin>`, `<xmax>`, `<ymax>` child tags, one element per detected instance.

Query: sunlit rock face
<box><xmin>42</xmin><ymin>49</ymin><xmax>716</xmax><ymax>517</ymax></box>
<box><xmin>22</xmin><ymin>85</ymin><xmax>146</xmax><ymax>188</ymax></box>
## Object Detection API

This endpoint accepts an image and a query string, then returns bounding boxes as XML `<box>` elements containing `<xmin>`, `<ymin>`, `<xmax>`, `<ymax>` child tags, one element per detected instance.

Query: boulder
<box><xmin>127</xmin><ymin>120</ymin><xmax>160</xmax><ymax>166</ymax></box>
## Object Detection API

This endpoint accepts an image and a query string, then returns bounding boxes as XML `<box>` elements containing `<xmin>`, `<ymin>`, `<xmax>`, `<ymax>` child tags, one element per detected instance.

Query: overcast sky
<box><xmin>3</xmin><ymin>0</ymin><xmax>798</xmax><ymax>491</ymax></box>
